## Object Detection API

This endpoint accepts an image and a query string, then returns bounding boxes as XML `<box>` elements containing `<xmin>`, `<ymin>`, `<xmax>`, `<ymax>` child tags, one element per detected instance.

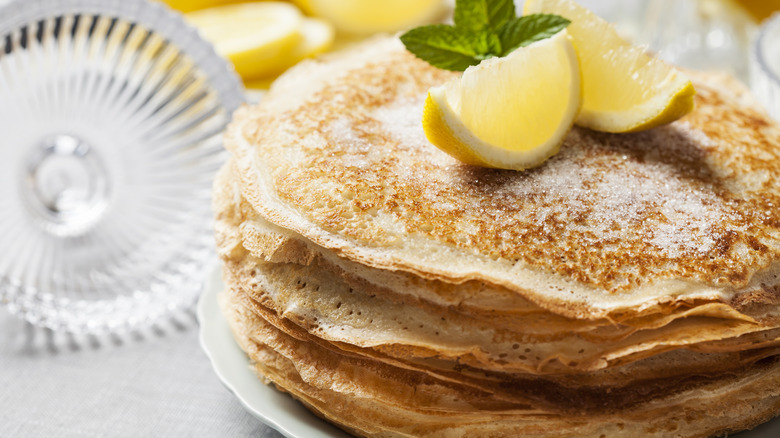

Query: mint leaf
<box><xmin>469</xmin><ymin>29</ymin><xmax>503</xmax><ymax>56</ymax></box>
<box><xmin>498</xmin><ymin>14</ymin><xmax>571</xmax><ymax>56</ymax></box>
<box><xmin>454</xmin><ymin>0</ymin><xmax>516</xmax><ymax>32</ymax></box>
<box><xmin>400</xmin><ymin>25</ymin><xmax>484</xmax><ymax>71</ymax></box>
<box><xmin>399</xmin><ymin>0</ymin><xmax>570</xmax><ymax>72</ymax></box>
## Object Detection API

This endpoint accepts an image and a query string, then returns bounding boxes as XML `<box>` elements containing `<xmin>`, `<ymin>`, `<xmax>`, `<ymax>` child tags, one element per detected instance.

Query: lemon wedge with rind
<box><xmin>524</xmin><ymin>0</ymin><xmax>694</xmax><ymax>133</ymax></box>
<box><xmin>185</xmin><ymin>2</ymin><xmax>302</xmax><ymax>80</ymax></box>
<box><xmin>422</xmin><ymin>30</ymin><xmax>581</xmax><ymax>171</ymax></box>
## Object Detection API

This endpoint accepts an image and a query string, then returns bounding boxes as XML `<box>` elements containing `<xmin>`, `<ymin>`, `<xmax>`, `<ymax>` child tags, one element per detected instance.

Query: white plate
<box><xmin>197</xmin><ymin>267</ymin><xmax>351</xmax><ymax>438</ymax></box>
<box><xmin>198</xmin><ymin>266</ymin><xmax>780</xmax><ymax>438</ymax></box>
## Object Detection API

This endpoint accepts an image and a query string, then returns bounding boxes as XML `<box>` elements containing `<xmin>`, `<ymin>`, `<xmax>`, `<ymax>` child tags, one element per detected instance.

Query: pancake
<box><xmin>221</xmin><ymin>279</ymin><xmax>780</xmax><ymax>438</ymax></box>
<box><xmin>214</xmin><ymin>36</ymin><xmax>780</xmax><ymax>437</ymax></box>
<box><xmin>215</xmin><ymin>163</ymin><xmax>780</xmax><ymax>378</ymax></box>
<box><xmin>225</xmin><ymin>37</ymin><xmax>780</xmax><ymax>320</ymax></box>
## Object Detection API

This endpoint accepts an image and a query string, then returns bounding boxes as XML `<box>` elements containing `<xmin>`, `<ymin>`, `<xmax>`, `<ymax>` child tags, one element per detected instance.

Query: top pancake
<box><xmin>225</xmin><ymin>37</ymin><xmax>780</xmax><ymax>318</ymax></box>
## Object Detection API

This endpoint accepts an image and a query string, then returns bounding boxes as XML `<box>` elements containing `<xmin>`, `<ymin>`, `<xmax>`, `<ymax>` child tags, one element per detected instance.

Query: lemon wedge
<box><xmin>292</xmin><ymin>0</ymin><xmax>445</xmax><ymax>35</ymax></box>
<box><xmin>185</xmin><ymin>2</ymin><xmax>302</xmax><ymax>80</ymax></box>
<box><xmin>524</xmin><ymin>0</ymin><xmax>695</xmax><ymax>133</ymax></box>
<box><xmin>264</xmin><ymin>17</ymin><xmax>334</xmax><ymax>78</ymax></box>
<box><xmin>422</xmin><ymin>30</ymin><xmax>581</xmax><ymax>171</ymax></box>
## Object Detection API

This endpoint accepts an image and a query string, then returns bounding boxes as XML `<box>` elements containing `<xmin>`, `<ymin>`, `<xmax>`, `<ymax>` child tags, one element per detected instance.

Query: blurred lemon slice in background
<box><xmin>732</xmin><ymin>0</ymin><xmax>780</xmax><ymax>22</ymax></box>
<box><xmin>292</xmin><ymin>0</ymin><xmax>446</xmax><ymax>35</ymax></box>
<box><xmin>422</xmin><ymin>30</ymin><xmax>581</xmax><ymax>171</ymax></box>
<box><xmin>243</xmin><ymin>17</ymin><xmax>334</xmax><ymax>90</ymax></box>
<box><xmin>525</xmin><ymin>0</ymin><xmax>694</xmax><ymax>133</ymax></box>
<box><xmin>185</xmin><ymin>2</ymin><xmax>303</xmax><ymax>80</ymax></box>
<box><xmin>264</xmin><ymin>17</ymin><xmax>334</xmax><ymax>76</ymax></box>
<box><xmin>162</xmin><ymin>0</ymin><xmax>245</xmax><ymax>13</ymax></box>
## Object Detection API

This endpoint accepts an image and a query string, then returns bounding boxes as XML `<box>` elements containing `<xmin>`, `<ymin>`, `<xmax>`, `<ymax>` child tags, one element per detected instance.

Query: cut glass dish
<box><xmin>0</xmin><ymin>0</ymin><xmax>244</xmax><ymax>333</ymax></box>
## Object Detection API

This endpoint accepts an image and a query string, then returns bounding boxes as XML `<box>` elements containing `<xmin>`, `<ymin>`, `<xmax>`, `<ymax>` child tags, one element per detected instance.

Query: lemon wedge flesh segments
<box><xmin>422</xmin><ymin>30</ymin><xmax>581</xmax><ymax>171</ymax></box>
<box><xmin>185</xmin><ymin>2</ymin><xmax>302</xmax><ymax>80</ymax></box>
<box><xmin>524</xmin><ymin>0</ymin><xmax>694</xmax><ymax>133</ymax></box>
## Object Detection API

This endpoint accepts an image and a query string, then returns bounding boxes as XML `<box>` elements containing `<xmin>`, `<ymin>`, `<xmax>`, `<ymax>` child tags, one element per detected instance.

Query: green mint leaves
<box><xmin>400</xmin><ymin>0</ymin><xmax>570</xmax><ymax>71</ymax></box>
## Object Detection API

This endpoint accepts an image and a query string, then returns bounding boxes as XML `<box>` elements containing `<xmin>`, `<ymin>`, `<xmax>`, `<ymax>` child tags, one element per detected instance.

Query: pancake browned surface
<box><xmin>213</xmin><ymin>37</ymin><xmax>780</xmax><ymax>437</ymax></box>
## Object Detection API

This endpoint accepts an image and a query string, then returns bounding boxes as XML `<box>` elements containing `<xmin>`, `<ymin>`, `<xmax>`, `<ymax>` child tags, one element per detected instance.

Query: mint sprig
<box><xmin>400</xmin><ymin>0</ymin><xmax>570</xmax><ymax>71</ymax></box>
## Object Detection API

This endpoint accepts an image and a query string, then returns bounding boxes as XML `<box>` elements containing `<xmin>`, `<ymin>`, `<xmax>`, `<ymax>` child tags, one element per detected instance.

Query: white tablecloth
<box><xmin>0</xmin><ymin>307</ymin><xmax>283</xmax><ymax>437</ymax></box>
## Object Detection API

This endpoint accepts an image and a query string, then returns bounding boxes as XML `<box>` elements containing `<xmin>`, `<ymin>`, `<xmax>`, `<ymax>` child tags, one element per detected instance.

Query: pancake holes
<box><xmin>518</xmin><ymin>355</ymin><xmax>527</xmax><ymax>360</ymax></box>
<box><xmin>499</xmin><ymin>353</ymin><xmax>507</xmax><ymax>358</ymax></box>
<box><xmin>512</xmin><ymin>344</ymin><xmax>519</xmax><ymax>350</ymax></box>
<box><xmin>336</xmin><ymin>302</ymin><xmax>342</xmax><ymax>309</ymax></box>
<box><xmin>524</xmin><ymin>348</ymin><xmax>531</xmax><ymax>353</ymax></box>
<box><xmin>578</xmin><ymin>349</ymin><xmax>585</xmax><ymax>354</ymax></box>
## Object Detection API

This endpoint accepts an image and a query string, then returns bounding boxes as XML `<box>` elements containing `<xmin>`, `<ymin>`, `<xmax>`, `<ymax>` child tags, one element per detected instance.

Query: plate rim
<box><xmin>197</xmin><ymin>264</ymin><xmax>350</xmax><ymax>438</ymax></box>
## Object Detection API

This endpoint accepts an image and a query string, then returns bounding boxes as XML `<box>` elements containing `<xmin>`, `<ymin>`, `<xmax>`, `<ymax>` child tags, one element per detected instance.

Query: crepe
<box><xmin>214</xmin><ymin>36</ymin><xmax>780</xmax><ymax>437</ymax></box>
<box><xmin>214</xmin><ymin>164</ymin><xmax>780</xmax><ymax>379</ymax></box>
<box><xmin>225</xmin><ymin>37</ymin><xmax>780</xmax><ymax>320</ymax></box>
<box><xmin>220</xmin><ymin>276</ymin><xmax>780</xmax><ymax>438</ymax></box>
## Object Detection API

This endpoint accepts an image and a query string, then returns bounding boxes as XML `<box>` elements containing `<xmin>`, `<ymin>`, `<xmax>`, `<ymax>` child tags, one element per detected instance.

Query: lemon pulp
<box><xmin>422</xmin><ymin>30</ymin><xmax>581</xmax><ymax>171</ymax></box>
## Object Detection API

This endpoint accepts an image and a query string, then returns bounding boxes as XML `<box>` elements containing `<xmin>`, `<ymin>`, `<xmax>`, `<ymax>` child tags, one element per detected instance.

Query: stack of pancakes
<box><xmin>213</xmin><ymin>38</ymin><xmax>780</xmax><ymax>437</ymax></box>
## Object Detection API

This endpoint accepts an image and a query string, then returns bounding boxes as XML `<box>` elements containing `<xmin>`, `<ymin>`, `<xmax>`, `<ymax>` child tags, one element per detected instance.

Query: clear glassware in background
<box><xmin>638</xmin><ymin>0</ymin><xmax>755</xmax><ymax>82</ymax></box>
<box><xmin>575</xmin><ymin>0</ymin><xmax>649</xmax><ymax>42</ymax></box>
<box><xmin>751</xmin><ymin>13</ymin><xmax>780</xmax><ymax>120</ymax></box>
<box><xmin>0</xmin><ymin>0</ymin><xmax>244</xmax><ymax>334</ymax></box>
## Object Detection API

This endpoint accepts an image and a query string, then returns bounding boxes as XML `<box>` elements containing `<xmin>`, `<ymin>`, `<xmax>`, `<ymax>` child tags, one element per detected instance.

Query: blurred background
<box><xmin>160</xmin><ymin>0</ymin><xmax>780</xmax><ymax>93</ymax></box>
